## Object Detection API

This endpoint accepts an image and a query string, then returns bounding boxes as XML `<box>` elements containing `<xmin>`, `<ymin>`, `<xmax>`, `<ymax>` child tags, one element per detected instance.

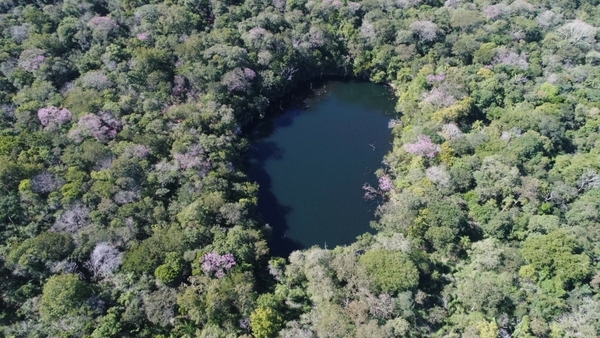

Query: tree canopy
<box><xmin>1</xmin><ymin>0</ymin><xmax>600</xmax><ymax>336</ymax></box>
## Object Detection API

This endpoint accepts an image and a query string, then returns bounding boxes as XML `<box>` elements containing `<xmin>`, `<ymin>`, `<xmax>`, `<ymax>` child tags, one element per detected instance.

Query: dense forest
<box><xmin>1</xmin><ymin>0</ymin><xmax>600</xmax><ymax>336</ymax></box>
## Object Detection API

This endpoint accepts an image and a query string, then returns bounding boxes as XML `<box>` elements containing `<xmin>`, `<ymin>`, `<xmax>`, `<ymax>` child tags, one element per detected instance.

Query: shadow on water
<box><xmin>244</xmin><ymin>90</ymin><xmax>319</xmax><ymax>257</ymax></box>
<box><xmin>246</xmin><ymin>140</ymin><xmax>304</xmax><ymax>257</ymax></box>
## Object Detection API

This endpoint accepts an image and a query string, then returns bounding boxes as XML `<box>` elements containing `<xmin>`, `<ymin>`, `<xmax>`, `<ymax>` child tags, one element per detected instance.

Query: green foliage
<box><xmin>250</xmin><ymin>307</ymin><xmax>283</xmax><ymax>338</ymax></box>
<box><xmin>359</xmin><ymin>249</ymin><xmax>419</xmax><ymax>293</ymax></box>
<box><xmin>154</xmin><ymin>252</ymin><xmax>184</xmax><ymax>285</ymax></box>
<box><xmin>91</xmin><ymin>308</ymin><xmax>123</xmax><ymax>338</ymax></box>
<box><xmin>1</xmin><ymin>0</ymin><xmax>600</xmax><ymax>335</ymax></box>
<box><xmin>522</xmin><ymin>230</ymin><xmax>591</xmax><ymax>288</ymax></box>
<box><xmin>432</xmin><ymin>97</ymin><xmax>474</xmax><ymax>123</ymax></box>
<box><xmin>39</xmin><ymin>274</ymin><xmax>92</xmax><ymax>323</ymax></box>
<box><xmin>122</xmin><ymin>225</ymin><xmax>187</xmax><ymax>275</ymax></box>
<box><xmin>122</xmin><ymin>242</ymin><xmax>160</xmax><ymax>275</ymax></box>
<box><xmin>7</xmin><ymin>232</ymin><xmax>75</xmax><ymax>273</ymax></box>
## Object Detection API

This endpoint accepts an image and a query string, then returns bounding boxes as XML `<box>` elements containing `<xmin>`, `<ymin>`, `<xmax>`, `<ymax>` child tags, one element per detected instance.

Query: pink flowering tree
<box><xmin>200</xmin><ymin>252</ymin><xmax>236</xmax><ymax>278</ymax></box>
<box><xmin>363</xmin><ymin>175</ymin><xmax>394</xmax><ymax>200</ymax></box>
<box><xmin>483</xmin><ymin>4</ymin><xmax>510</xmax><ymax>19</ymax></box>
<box><xmin>348</xmin><ymin>2</ymin><xmax>361</xmax><ymax>12</ymax></box>
<box><xmin>322</xmin><ymin>0</ymin><xmax>343</xmax><ymax>9</ymax></box>
<box><xmin>124</xmin><ymin>144</ymin><xmax>150</xmax><ymax>158</ymax></box>
<box><xmin>173</xmin><ymin>144</ymin><xmax>211</xmax><ymax>176</ymax></box>
<box><xmin>171</xmin><ymin>75</ymin><xmax>186</xmax><ymax>98</ymax></box>
<box><xmin>18</xmin><ymin>48</ymin><xmax>45</xmax><ymax>72</ymax></box>
<box><xmin>71</xmin><ymin>112</ymin><xmax>121</xmax><ymax>143</ymax></box>
<box><xmin>221</xmin><ymin>67</ymin><xmax>255</xmax><ymax>92</ymax></box>
<box><xmin>379</xmin><ymin>175</ymin><xmax>394</xmax><ymax>191</ymax></box>
<box><xmin>38</xmin><ymin>107</ymin><xmax>72</xmax><ymax>128</ymax></box>
<box><xmin>492</xmin><ymin>49</ymin><xmax>529</xmax><ymax>70</ymax></box>
<box><xmin>404</xmin><ymin>135</ymin><xmax>440</xmax><ymax>158</ymax></box>
<box><xmin>243</xmin><ymin>67</ymin><xmax>256</xmax><ymax>80</ymax></box>
<box><xmin>242</xmin><ymin>26</ymin><xmax>275</xmax><ymax>50</ymax></box>
<box><xmin>87</xmin><ymin>16</ymin><xmax>118</xmax><ymax>41</ymax></box>
<box><xmin>421</xmin><ymin>87</ymin><xmax>457</xmax><ymax>108</ymax></box>
<box><xmin>426</xmin><ymin>73</ymin><xmax>445</xmax><ymax>85</ymax></box>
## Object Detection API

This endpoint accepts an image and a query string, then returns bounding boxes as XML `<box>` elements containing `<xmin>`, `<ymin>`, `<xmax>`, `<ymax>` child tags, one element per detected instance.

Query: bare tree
<box><xmin>31</xmin><ymin>171</ymin><xmax>62</xmax><ymax>194</ymax></box>
<box><xmin>577</xmin><ymin>169</ymin><xmax>600</xmax><ymax>192</ymax></box>
<box><xmin>558</xmin><ymin>20</ymin><xmax>597</xmax><ymax>49</ymax></box>
<box><xmin>410</xmin><ymin>21</ymin><xmax>437</xmax><ymax>42</ymax></box>
<box><xmin>85</xmin><ymin>242</ymin><xmax>123</xmax><ymax>280</ymax></box>
<box><xmin>51</xmin><ymin>203</ymin><xmax>91</xmax><ymax>234</ymax></box>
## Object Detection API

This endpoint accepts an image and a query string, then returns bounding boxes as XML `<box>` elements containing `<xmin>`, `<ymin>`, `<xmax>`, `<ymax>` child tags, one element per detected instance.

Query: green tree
<box><xmin>154</xmin><ymin>252</ymin><xmax>184</xmax><ymax>285</ymax></box>
<box><xmin>250</xmin><ymin>306</ymin><xmax>283</xmax><ymax>338</ymax></box>
<box><xmin>521</xmin><ymin>230</ymin><xmax>591</xmax><ymax>288</ymax></box>
<box><xmin>91</xmin><ymin>307</ymin><xmax>123</xmax><ymax>338</ymax></box>
<box><xmin>39</xmin><ymin>274</ymin><xmax>92</xmax><ymax>323</ymax></box>
<box><xmin>359</xmin><ymin>249</ymin><xmax>419</xmax><ymax>294</ymax></box>
<box><xmin>7</xmin><ymin>232</ymin><xmax>75</xmax><ymax>274</ymax></box>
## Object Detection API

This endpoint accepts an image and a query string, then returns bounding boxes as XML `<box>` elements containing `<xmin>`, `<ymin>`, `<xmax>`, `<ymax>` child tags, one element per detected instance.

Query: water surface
<box><xmin>247</xmin><ymin>81</ymin><xmax>395</xmax><ymax>257</ymax></box>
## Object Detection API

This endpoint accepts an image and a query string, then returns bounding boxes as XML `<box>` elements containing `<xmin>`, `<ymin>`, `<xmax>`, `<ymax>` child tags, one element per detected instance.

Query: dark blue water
<box><xmin>247</xmin><ymin>81</ymin><xmax>395</xmax><ymax>257</ymax></box>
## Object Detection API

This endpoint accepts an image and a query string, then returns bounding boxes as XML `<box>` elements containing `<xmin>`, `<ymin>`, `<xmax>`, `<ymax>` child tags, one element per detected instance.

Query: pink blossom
<box><xmin>308</xmin><ymin>27</ymin><xmax>325</xmax><ymax>48</ymax></box>
<box><xmin>492</xmin><ymin>49</ymin><xmax>529</xmax><ymax>70</ymax></box>
<box><xmin>18</xmin><ymin>48</ymin><xmax>45</xmax><ymax>72</ymax></box>
<box><xmin>378</xmin><ymin>175</ymin><xmax>394</xmax><ymax>192</ymax></box>
<box><xmin>442</xmin><ymin>123</ymin><xmax>463</xmax><ymax>139</ymax></box>
<box><xmin>404</xmin><ymin>135</ymin><xmax>440</xmax><ymax>158</ymax></box>
<box><xmin>248</xmin><ymin>27</ymin><xmax>267</xmax><ymax>38</ymax></box>
<box><xmin>201</xmin><ymin>252</ymin><xmax>236</xmax><ymax>278</ymax></box>
<box><xmin>87</xmin><ymin>16</ymin><xmax>118</xmax><ymax>41</ymax></box>
<box><xmin>243</xmin><ymin>68</ymin><xmax>256</xmax><ymax>80</ymax></box>
<box><xmin>87</xmin><ymin>16</ymin><xmax>118</xmax><ymax>32</ymax></box>
<box><xmin>38</xmin><ymin>107</ymin><xmax>72</xmax><ymax>127</ymax></box>
<box><xmin>113</xmin><ymin>190</ymin><xmax>140</xmax><ymax>205</ymax></box>
<box><xmin>222</xmin><ymin>68</ymin><xmax>251</xmax><ymax>92</ymax></box>
<box><xmin>426</xmin><ymin>73</ymin><xmax>445</xmax><ymax>85</ymax></box>
<box><xmin>75</xmin><ymin>112</ymin><xmax>121</xmax><ymax>142</ymax></box>
<box><xmin>273</xmin><ymin>0</ymin><xmax>286</xmax><ymax>9</ymax></box>
<box><xmin>172</xmin><ymin>75</ymin><xmax>186</xmax><ymax>97</ymax></box>
<box><xmin>323</xmin><ymin>0</ymin><xmax>342</xmax><ymax>9</ymax></box>
<box><xmin>444</xmin><ymin>0</ymin><xmax>459</xmax><ymax>8</ymax></box>
<box><xmin>137</xmin><ymin>33</ymin><xmax>148</xmax><ymax>41</ymax></box>
<box><xmin>126</xmin><ymin>144</ymin><xmax>150</xmax><ymax>158</ymax></box>
<box><xmin>347</xmin><ymin>2</ymin><xmax>361</xmax><ymax>12</ymax></box>
<box><xmin>174</xmin><ymin>144</ymin><xmax>210</xmax><ymax>175</ymax></box>
<box><xmin>397</xmin><ymin>0</ymin><xmax>422</xmax><ymax>8</ymax></box>
<box><xmin>483</xmin><ymin>4</ymin><xmax>509</xmax><ymax>19</ymax></box>
<box><xmin>422</xmin><ymin>87</ymin><xmax>457</xmax><ymax>108</ymax></box>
